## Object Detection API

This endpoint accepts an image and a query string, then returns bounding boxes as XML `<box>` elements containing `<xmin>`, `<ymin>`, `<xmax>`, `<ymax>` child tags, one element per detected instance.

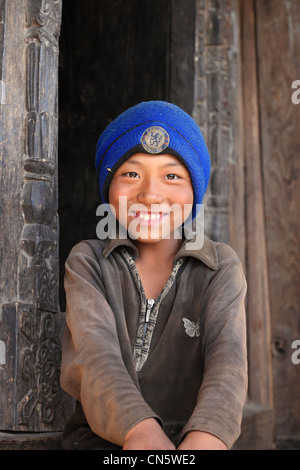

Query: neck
<box><xmin>134</xmin><ymin>235</ymin><xmax>183</xmax><ymax>266</ymax></box>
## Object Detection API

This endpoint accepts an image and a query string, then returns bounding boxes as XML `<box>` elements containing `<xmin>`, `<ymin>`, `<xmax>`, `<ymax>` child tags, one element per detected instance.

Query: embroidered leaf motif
<box><xmin>182</xmin><ymin>318</ymin><xmax>200</xmax><ymax>338</ymax></box>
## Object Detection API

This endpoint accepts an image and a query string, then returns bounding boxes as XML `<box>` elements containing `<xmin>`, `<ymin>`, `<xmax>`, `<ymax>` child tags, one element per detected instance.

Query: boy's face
<box><xmin>108</xmin><ymin>153</ymin><xmax>194</xmax><ymax>243</ymax></box>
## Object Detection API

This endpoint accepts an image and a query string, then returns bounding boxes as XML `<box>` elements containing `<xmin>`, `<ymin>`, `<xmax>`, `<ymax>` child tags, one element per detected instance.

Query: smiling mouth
<box><xmin>128</xmin><ymin>210</ymin><xmax>168</xmax><ymax>223</ymax></box>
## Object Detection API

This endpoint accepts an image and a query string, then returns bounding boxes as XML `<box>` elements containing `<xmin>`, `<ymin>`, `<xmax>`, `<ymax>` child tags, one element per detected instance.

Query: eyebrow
<box><xmin>162</xmin><ymin>161</ymin><xmax>183</xmax><ymax>167</ymax></box>
<box><xmin>124</xmin><ymin>160</ymin><xmax>142</xmax><ymax>165</ymax></box>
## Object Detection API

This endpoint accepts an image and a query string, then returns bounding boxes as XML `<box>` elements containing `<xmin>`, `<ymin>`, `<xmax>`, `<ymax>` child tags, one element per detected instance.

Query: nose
<box><xmin>136</xmin><ymin>176</ymin><xmax>164</xmax><ymax>205</ymax></box>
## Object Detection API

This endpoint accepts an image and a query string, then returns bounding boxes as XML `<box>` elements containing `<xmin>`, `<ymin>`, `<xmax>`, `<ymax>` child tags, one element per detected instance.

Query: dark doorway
<box><xmin>58</xmin><ymin>0</ymin><xmax>172</xmax><ymax>309</ymax></box>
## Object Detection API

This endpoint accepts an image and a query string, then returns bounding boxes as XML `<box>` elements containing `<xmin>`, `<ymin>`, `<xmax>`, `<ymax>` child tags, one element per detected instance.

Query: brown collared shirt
<box><xmin>60</xmin><ymin>236</ymin><xmax>247</xmax><ymax>449</ymax></box>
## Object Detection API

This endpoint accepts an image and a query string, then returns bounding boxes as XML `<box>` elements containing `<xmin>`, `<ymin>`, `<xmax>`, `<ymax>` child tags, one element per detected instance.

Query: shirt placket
<box><xmin>120</xmin><ymin>247</ymin><xmax>184</xmax><ymax>371</ymax></box>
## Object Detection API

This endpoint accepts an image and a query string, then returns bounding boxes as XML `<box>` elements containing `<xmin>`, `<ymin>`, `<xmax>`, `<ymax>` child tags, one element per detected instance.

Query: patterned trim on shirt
<box><xmin>120</xmin><ymin>247</ymin><xmax>184</xmax><ymax>371</ymax></box>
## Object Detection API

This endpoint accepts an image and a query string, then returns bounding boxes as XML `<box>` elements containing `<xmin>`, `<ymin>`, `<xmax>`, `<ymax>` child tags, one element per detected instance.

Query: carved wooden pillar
<box><xmin>193</xmin><ymin>0</ymin><xmax>245</xmax><ymax>264</ymax></box>
<box><xmin>0</xmin><ymin>0</ymin><xmax>71</xmax><ymax>441</ymax></box>
<box><xmin>169</xmin><ymin>0</ymin><xmax>245</xmax><ymax>261</ymax></box>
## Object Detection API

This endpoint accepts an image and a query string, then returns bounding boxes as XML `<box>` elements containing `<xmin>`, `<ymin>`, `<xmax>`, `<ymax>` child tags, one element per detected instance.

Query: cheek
<box><xmin>108</xmin><ymin>180</ymin><xmax>124</xmax><ymax>204</ymax></box>
<box><xmin>108</xmin><ymin>182</ymin><xmax>133</xmax><ymax>221</ymax></box>
<box><xmin>108</xmin><ymin>182</ymin><xmax>122</xmax><ymax>216</ymax></box>
<box><xmin>167</xmin><ymin>185</ymin><xmax>193</xmax><ymax>227</ymax></box>
<box><xmin>175</xmin><ymin>185</ymin><xmax>194</xmax><ymax>222</ymax></box>
<box><xmin>175</xmin><ymin>185</ymin><xmax>194</xmax><ymax>206</ymax></box>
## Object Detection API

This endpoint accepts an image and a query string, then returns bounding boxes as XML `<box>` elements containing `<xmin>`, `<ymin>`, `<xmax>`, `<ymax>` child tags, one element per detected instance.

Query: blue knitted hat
<box><xmin>95</xmin><ymin>101</ymin><xmax>211</xmax><ymax>218</ymax></box>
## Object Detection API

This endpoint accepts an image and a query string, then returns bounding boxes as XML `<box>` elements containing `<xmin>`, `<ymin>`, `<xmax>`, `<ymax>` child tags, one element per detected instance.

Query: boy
<box><xmin>60</xmin><ymin>101</ymin><xmax>247</xmax><ymax>450</ymax></box>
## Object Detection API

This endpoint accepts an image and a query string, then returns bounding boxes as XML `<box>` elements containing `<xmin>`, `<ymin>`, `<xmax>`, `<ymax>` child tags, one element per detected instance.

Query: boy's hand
<box><xmin>177</xmin><ymin>431</ymin><xmax>228</xmax><ymax>450</ymax></box>
<box><xmin>123</xmin><ymin>418</ymin><xmax>176</xmax><ymax>450</ymax></box>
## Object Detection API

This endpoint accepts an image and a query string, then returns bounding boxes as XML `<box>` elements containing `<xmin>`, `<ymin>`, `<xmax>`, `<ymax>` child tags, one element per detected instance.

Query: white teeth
<box><xmin>142</xmin><ymin>213</ymin><xmax>160</xmax><ymax>220</ymax></box>
<box><xmin>128</xmin><ymin>212</ymin><xmax>163</xmax><ymax>220</ymax></box>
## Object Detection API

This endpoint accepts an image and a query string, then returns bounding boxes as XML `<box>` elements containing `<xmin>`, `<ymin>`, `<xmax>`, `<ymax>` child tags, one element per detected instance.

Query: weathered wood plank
<box><xmin>234</xmin><ymin>403</ymin><xmax>274</xmax><ymax>450</ymax></box>
<box><xmin>0</xmin><ymin>431</ymin><xmax>62</xmax><ymax>450</ymax></box>
<box><xmin>256</xmin><ymin>0</ymin><xmax>300</xmax><ymax>443</ymax></box>
<box><xmin>241</xmin><ymin>0</ymin><xmax>273</xmax><ymax>407</ymax></box>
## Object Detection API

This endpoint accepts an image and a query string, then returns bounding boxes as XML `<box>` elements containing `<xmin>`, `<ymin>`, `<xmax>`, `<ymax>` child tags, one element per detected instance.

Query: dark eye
<box><xmin>165</xmin><ymin>174</ymin><xmax>179</xmax><ymax>180</ymax></box>
<box><xmin>125</xmin><ymin>171</ymin><xmax>139</xmax><ymax>178</ymax></box>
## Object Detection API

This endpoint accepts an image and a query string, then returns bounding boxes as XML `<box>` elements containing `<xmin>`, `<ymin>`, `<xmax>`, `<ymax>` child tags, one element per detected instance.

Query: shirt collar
<box><xmin>103</xmin><ymin>232</ymin><xmax>218</xmax><ymax>270</ymax></box>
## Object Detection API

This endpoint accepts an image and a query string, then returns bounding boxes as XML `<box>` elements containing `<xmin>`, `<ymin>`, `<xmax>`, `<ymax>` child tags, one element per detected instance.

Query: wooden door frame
<box><xmin>240</xmin><ymin>0</ymin><xmax>274</xmax><ymax>409</ymax></box>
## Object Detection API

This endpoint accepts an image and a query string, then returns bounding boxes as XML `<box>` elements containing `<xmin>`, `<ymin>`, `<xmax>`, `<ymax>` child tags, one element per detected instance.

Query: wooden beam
<box><xmin>241</xmin><ymin>0</ymin><xmax>273</xmax><ymax>408</ymax></box>
<box><xmin>255</xmin><ymin>0</ymin><xmax>300</xmax><ymax>445</ymax></box>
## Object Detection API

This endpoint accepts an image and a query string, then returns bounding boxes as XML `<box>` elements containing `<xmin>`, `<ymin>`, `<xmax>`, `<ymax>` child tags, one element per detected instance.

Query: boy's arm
<box><xmin>60</xmin><ymin>242</ymin><xmax>162</xmax><ymax>448</ymax></box>
<box><xmin>178</xmin><ymin>244</ymin><xmax>248</xmax><ymax>450</ymax></box>
<box><xmin>123</xmin><ymin>418</ymin><xmax>175</xmax><ymax>450</ymax></box>
<box><xmin>177</xmin><ymin>431</ymin><xmax>227</xmax><ymax>450</ymax></box>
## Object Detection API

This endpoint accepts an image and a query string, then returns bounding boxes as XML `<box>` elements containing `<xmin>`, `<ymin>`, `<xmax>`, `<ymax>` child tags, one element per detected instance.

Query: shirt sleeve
<box><xmin>179</xmin><ymin>243</ymin><xmax>248</xmax><ymax>449</ymax></box>
<box><xmin>60</xmin><ymin>242</ymin><xmax>161</xmax><ymax>447</ymax></box>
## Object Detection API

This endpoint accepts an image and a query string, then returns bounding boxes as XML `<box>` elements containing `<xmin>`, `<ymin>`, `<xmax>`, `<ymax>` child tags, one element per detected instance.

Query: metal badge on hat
<box><xmin>141</xmin><ymin>126</ymin><xmax>170</xmax><ymax>154</ymax></box>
